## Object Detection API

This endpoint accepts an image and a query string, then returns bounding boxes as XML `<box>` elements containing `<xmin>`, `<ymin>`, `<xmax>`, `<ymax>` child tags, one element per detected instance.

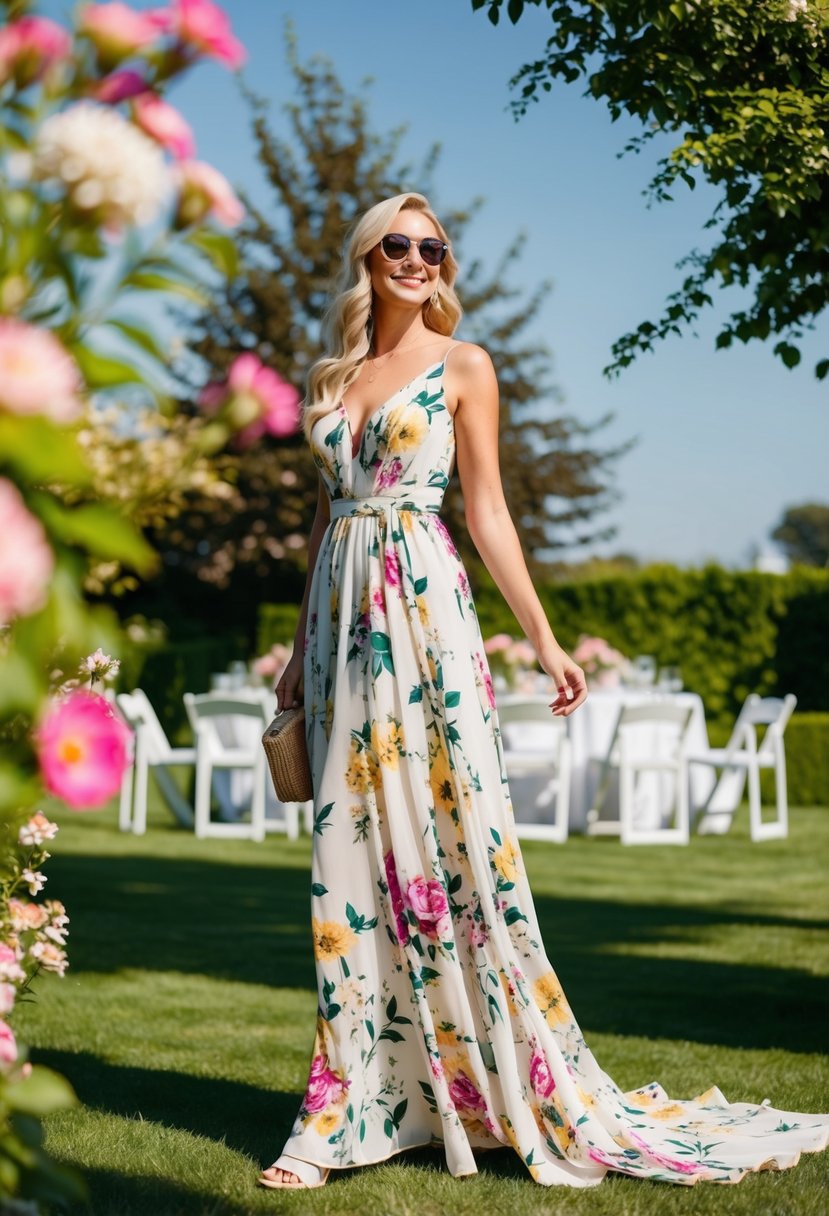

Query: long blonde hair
<box><xmin>302</xmin><ymin>192</ymin><xmax>462</xmax><ymax>442</ymax></box>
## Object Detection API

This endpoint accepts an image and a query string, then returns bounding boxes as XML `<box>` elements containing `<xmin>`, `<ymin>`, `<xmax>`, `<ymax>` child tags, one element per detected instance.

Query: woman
<box><xmin>259</xmin><ymin>193</ymin><xmax>829</xmax><ymax>1190</ymax></box>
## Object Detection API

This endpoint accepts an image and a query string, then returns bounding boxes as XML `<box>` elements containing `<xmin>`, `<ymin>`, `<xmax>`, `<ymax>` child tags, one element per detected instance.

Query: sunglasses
<box><xmin>379</xmin><ymin>232</ymin><xmax>448</xmax><ymax>267</ymax></box>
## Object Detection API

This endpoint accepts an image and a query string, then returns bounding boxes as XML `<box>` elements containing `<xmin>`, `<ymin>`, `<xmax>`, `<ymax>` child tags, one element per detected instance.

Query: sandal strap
<box><xmin>271</xmin><ymin>1154</ymin><xmax>325</xmax><ymax>1187</ymax></box>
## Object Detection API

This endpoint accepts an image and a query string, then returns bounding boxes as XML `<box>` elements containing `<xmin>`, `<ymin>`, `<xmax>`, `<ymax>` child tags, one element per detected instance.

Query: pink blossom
<box><xmin>0</xmin><ymin>1020</ymin><xmax>17</xmax><ymax>1067</ymax></box>
<box><xmin>79</xmin><ymin>3</ymin><xmax>170</xmax><ymax>64</ymax></box>
<box><xmin>371</xmin><ymin>586</ymin><xmax>386</xmax><ymax>617</ymax></box>
<box><xmin>0</xmin><ymin>319</ymin><xmax>83</xmax><ymax>423</ymax></box>
<box><xmin>174</xmin><ymin>159</ymin><xmax>244</xmax><ymax>227</ymax></box>
<box><xmin>35</xmin><ymin>689</ymin><xmax>132</xmax><ymax>810</ymax></box>
<box><xmin>8</xmin><ymin>900</ymin><xmax>49</xmax><ymax>933</ymax></box>
<box><xmin>384</xmin><ymin>547</ymin><xmax>401</xmax><ymax>589</ymax></box>
<box><xmin>465</xmin><ymin>914</ymin><xmax>488</xmax><ymax>948</ymax></box>
<box><xmin>474</xmin><ymin>652</ymin><xmax>496</xmax><ymax>709</ymax></box>
<box><xmin>0</xmin><ymin>946</ymin><xmax>25</xmax><ymax>985</ymax></box>
<box><xmin>28</xmin><ymin>940</ymin><xmax>68</xmax><ymax>977</ymax></box>
<box><xmin>449</xmin><ymin>1070</ymin><xmax>486</xmax><ymax>1112</ymax></box>
<box><xmin>376</xmin><ymin>458</ymin><xmax>403</xmax><ymax>490</ymax></box>
<box><xmin>626</xmin><ymin>1129</ymin><xmax>707</xmax><ymax>1174</ymax></box>
<box><xmin>529</xmin><ymin>1048</ymin><xmax>556</xmax><ymax>1099</ymax></box>
<box><xmin>506</xmin><ymin>638</ymin><xmax>536</xmax><ymax>668</ymax></box>
<box><xmin>132</xmin><ymin>93</ymin><xmax>195</xmax><ymax>159</ymax></box>
<box><xmin>18</xmin><ymin>811</ymin><xmax>59</xmax><ymax>848</ymax></box>
<box><xmin>406</xmin><ymin>876</ymin><xmax>451</xmax><ymax>941</ymax></box>
<box><xmin>91</xmin><ymin>67</ymin><xmax>149</xmax><ymax>104</ymax></box>
<box><xmin>0</xmin><ymin>16</ymin><xmax>72</xmax><ymax>89</ymax></box>
<box><xmin>384</xmin><ymin>850</ymin><xmax>409</xmax><ymax>945</ymax></box>
<box><xmin>483</xmin><ymin>633</ymin><xmax>513</xmax><ymax>655</ymax></box>
<box><xmin>303</xmin><ymin>1053</ymin><xmax>348</xmax><ymax>1114</ymax></box>
<box><xmin>433</xmin><ymin>516</ymin><xmax>459</xmax><ymax>558</ymax></box>
<box><xmin>227</xmin><ymin>353</ymin><xmax>301</xmax><ymax>445</ymax></box>
<box><xmin>169</xmin><ymin>0</ymin><xmax>246</xmax><ymax>69</ymax></box>
<box><xmin>0</xmin><ymin>480</ymin><xmax>54</xmax><ymax>627</ymax></box>
<box><xmin>457</xmin><ymin>570</ymin><xmax>470</xmax><ymax>597</ymax></box>
<box><xmin>0</xmin><ymin>985</ymin><xmax>15</xmax><ymax>1015</ymax></box>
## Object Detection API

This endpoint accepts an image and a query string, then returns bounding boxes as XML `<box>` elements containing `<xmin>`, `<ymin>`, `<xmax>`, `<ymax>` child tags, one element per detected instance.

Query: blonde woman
<box><xmin>259</xmin><ymin>194</ymin><xmax>829</xmax><ymax>1190</ymax></box>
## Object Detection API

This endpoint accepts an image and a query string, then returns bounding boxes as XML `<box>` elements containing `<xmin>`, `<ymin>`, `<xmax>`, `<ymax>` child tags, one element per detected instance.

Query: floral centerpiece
<box><xmin>482</xmin><ymin>633</ymin><xmax>549</xmax><ymax>693</ymax></box>
<box><xmin>571</xmin><ymin>635</ymin><xmax>628</xmax><ymax>689</ymax></box>
<box><xmin>251</xmin><ymin>641</ymin><xmax>292</xmax><ymax>685</ymax></box>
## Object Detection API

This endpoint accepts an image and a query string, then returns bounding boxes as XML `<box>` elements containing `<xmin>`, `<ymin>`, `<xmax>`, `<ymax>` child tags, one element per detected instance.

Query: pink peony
<box><xmin>35</xmin><ymin>689</ymin><xmax>132</xmax><ymax>810</ymax></box>
<box><xmin>174</xmin><ymin>159</ymin><xmax>244</xmax><ymax>228</ymax></box>
<box><xmin>529</xmin><ymin>1048</ymin><xmax>556</xmax><ymax>1099</ymax></box>
<box><xmin>169</xmin><ymin>0</ymin><xmax>246</xmax><ymax>68</ymax></box>
<box><xmin>384</xmin><ymin>547</ymin><xmax>401</xmax><ymax>589</ymax></box>
<box><xmin>0</xmin><ymin>480</ymin><xmax>55</xmax><ymax>626</ymax></box>
<box><xmin>133</xmin><ymin>92</ymin><xmax>196</xmax><ymax>159</ymax></box>
<box><xmin>406</xmin><ymin>875</ymin><xmax>451</xmax><ymax>941</ymax></box>
<box><xmin>91</xmin><ymin>67</ymin><xmax>149</xmax><ymax>103</ymax></box>
<box><xmin>376</xmin><ymin>458</ymin><xmax>403</xmax><ymax>490</ymax></box>
<box><xmin>0</xmin><ymin>1020</ymin><xmax>17</xmax><ymax>1067</ymax></box>
<box><xmin>449</xmin><ymin>1069</ymin><xmax>486</xmax><ymax>1112</ymax></box>
<box><xmin>0</xmin><ymin>985</ymin><xmax>15</xmax><ymax>1015</ymax></box>
<box><xmin>0</xmin><ymin>318</ymin><xmax>83</xmax><ymax>423</ymax></box>
<box><xmin>303</xmin><ymin>1053</ymin><xmax>348</xmax><ymax>1114</ymax></box>
<box><xmin>0</xmin><ymin>16</ymin><xmax>72</xmax><ymax>89</ymax></box>
<box><xmin>383</xmin><ymin>850</ymin><xmax>409</xmax><ymax>945</ymax></box>
<box><xmin>226</xmin><ymin>354</ymin><xmax>301</xmax><ymax>445</ymax></box>
<box><xmin>79</xmin><ymin>3</ymin><xmax>170</xmax><ymax>65</ymax></box>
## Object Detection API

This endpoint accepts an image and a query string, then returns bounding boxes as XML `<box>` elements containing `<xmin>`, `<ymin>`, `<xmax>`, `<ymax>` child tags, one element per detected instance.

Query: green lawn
<box><xmin>14</xmin><ymin>796</ymin><xmax>829</xmax><ymax>1216</ymax></box>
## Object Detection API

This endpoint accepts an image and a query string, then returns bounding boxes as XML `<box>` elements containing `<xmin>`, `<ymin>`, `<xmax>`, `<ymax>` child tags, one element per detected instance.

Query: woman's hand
<box><xmin>537</xmin><ymin>640</ymin><xmax>588</xmax><ymax>716</ymax></box>
<box><xmin>274</xmin><ymin>650</ymin><xmax>304</xmax><ymax>711</ymax></box>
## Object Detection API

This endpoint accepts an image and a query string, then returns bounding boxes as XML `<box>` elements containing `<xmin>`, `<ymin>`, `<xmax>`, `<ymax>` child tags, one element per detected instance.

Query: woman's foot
<box><xmin>257</xmin><ymin>1155</ymin><xmax>329</xmax><ymax>1189</ymax></box>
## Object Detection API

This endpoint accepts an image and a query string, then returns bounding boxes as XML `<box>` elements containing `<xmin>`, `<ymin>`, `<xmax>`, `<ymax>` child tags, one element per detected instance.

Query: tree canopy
<box><xmin>772</xmin><ymin>502</ymin><xmax>829</xmax><ymax>565</ymax></box>
<box><xmin>473</xmin><ymin>0</ymin><xmax>829</xmax><ymax>380</ymax></box>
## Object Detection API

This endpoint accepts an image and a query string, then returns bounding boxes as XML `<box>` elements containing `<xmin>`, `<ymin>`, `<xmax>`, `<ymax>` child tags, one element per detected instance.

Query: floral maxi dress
<box><xmin>277</xmin><ymin>356</ymin><xmax>829</xmax><ymax>1187</ymax></box>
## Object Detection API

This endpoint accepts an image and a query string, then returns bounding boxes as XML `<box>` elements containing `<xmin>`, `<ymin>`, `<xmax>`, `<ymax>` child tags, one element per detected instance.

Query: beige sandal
<box><xmin>257</xmin><ymin>1155</ymin><xmax>330</xmax><ymax>1190</ymax></box>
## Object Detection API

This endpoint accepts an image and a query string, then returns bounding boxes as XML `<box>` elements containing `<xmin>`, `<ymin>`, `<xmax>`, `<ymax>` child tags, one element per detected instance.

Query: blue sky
<box><xmin>48</xmin><ymin>0</ymin><xmax>828</xmax><ymax>566</ymax></box>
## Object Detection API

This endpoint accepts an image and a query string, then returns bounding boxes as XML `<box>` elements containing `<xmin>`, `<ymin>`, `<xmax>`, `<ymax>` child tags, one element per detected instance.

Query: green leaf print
<box><xmin>311</xmin><ymin>882</ymin><xmax>328</xmax><ymax>896</ymax></box>
<box><xmin>414</xmin><ymin>577</ymin><xmax>428</xmax><ymax>594</ymax></box>
<box><xmin>491</xmin><ymin>827</ymin><xmax>502</xmax><ymax>846</ymax></box>
<box><xmin>420</xmin><ymin>966</ymin><xmax>441</xmax><ymax>985</ymax></box>
<box><xmin>504</xmin><ymin>906</ymin><xmax>528</xmax><ymax>926</ymax></box>
<box><xmin>445</xmin><ymin>690</ymin><xmax>461</xmax><ymax>707</ymax></box>
<box><xmin>314</xmin><ymin>802</ymin><xmax>334</xmax><ymax>835</ymax></box>
<box><xmin>408</xmin><ymin>684</ymin><xmax>423</xmax><ymax>703</ymax></box>
<box><xmin>345</xmin><ymin>902</ymin><xmax>379</xmax><ymax>933</ymax></box>
<box><xmin>418</xmin><ymin>1081</ymin><xmax>438</xmax><ymax>1114</ymax></box>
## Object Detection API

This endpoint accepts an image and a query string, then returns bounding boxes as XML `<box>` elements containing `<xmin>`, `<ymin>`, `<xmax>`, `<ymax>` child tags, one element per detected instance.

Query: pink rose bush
<box><xmin>571</xmin><ymin>635</ymin><xmax>627</xmax><ymax>685</ymax></box>
<box><xmin>302</xmin><ymin>1053</ymin><xmax>349</xmax><ymax>1115</ymax></box>
<box><xmin>36</xmin><ymin>690</ymin><xmax>132</xmax><ymax>810</ymax></box>
<box><xmin>252</xmin><ymin>642</ymin><xmax>292</xmax><ymax>680</ymax></box>
<box><xmin>0</xmin><ymin>480</ymin><xmax>55</xmax><ymax>627</ymax></box>
<box><xmin>482</xmin><ymin>632</ymin><xmax>541</xmax><ymax>692</ymax></box>
<box><xmin>0</xmin><ymin>318</ymin><xmax>84</xmax><ymax>423</ymax></box>
<box><xmin>0</xmin><ymin>15</ymin><xmax>72</xmax><ymax>88</ymax></box>
<box><xmin>198</xmin><ymin>352</ymin><xmax>301</xmax><ymax>447</ymax></box>
<box><xmin>79</xmin><ymin>3</ymin><xmax>170</xmax><ymax>66</ymax></box>
<box><xmin>133</xmin><ymin>92</ymin><xmax>196</xmax><ymax>159</ymax></box>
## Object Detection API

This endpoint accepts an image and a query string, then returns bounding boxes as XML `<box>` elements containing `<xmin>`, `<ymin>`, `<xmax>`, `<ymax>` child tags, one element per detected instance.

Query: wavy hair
<box><xmin>302</xmin><ymin>192</ymin><xmax>462</xmax><ymax>442</ymax></box>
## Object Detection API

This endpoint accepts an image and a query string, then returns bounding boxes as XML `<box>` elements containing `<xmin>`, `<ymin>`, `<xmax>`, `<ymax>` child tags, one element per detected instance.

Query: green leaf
<box><xmin>774</xmin><ymin>341</ymin><xmax>801</xmax><ymax>369</ymax></box>
<box><xmin>311</xmin><ymin>882</ymin><xmax>328</xmax><ymax>897</ymax></box>
<box><xmin>33</xmin><ymin>497</ymin><xmax>156</xmax><ymax>573</ymax></box>
<box><xmin>371</xmin><ymin>631</ymin><xmax>391</xmax><ymax>653</ymax></box>
<box><xmin>185</xmin><ymin>228</ymin><xmax>240</xmax><ymax>279</ymax></box>
<box><xmin>123</xmin><ymin>270</ymin><xmax>208</xmax><ymax>305</ymax></box>
<box><xmin>7</xmin><ymin>1066</ymin><xmax>77</xmax><ymax>1117</ymax></box>
<box><xmin>106</xmin><ymin>317</ymin><xmax>171</xmax><ymax>365</ymax></box>
<box><xmin>815</xmin><ymin>359</ymin><xmax>829</xmax><ymax>381</ymax></box>
<box><xmin>408</xmin><ymin>685</ymin><xmax>423</xmax><ymax>703</ymax></box>
<box><xmin>0</xmin><ymin>416</ymin><xmax>91</xmax><ymax>487</ymax></box>
<box><xmin>71</xmin><ymin>344</ymin><xmax>144</xmax><ymax>390</ymax></box>
<box><xmin>445</xmin><ymin>690</ymin><xmax>461</xmax><ymax>707</ymax></box>
<box><xmin>414</xmin><ymin>577</ymin><xmax>428</xmax><ymax>594</ymax></box>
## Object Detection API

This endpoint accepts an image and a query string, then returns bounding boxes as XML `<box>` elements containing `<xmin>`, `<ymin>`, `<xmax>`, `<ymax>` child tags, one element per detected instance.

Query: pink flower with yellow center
<box><xmin>0</xmin><ymin>318</ymin><xmax>83</xmax><ymax>423</ymax></box>
<box><xmin>133</xmin><ymin>92</ymin><xmax>196</xmax><ymax>160</ymax></box>
<box><xmin>35</xmin><ymin>690</ymin><xmax>132</xmax><ymax>810</ymax></box>
<box><xmin>174</xmin><ymin>158</ymin><xmax>244</xmax><ymax>228</ymax></box>
<box><xmin>169</xmin><ymin>0</ymin><xmax>246</xmax><ymax>69</ymax></box>
<box><xmin>0</xmin><ymin>16</ymin><xmax>72</xmax><ymax>89</ymax></box>
<box><xmin>0</xmin><ymin>479</ymin><xmax>54</xmax><ymax>627</ymax></box>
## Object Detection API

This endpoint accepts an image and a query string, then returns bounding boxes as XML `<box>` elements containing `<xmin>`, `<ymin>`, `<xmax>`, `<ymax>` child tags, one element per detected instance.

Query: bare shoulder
<box><xmin>445</xmin><ymin>342</ymin><xmax>497</xmax><ymax>416</ymax></box>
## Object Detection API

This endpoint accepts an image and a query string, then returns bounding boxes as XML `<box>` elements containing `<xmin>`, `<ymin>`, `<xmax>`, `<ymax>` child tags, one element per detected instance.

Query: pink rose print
<box><xmin>627</xmin><ymin>1130</ymin><xmax>707</xmax><ymax>1175</ymax></box>
<box><xmin>449</xmin><ymin>1069</ymin><xmax>486</xmax><ymax>1112</ymax></box>
<box><xmin>384</xmin><ymin>547</ymin><xmax>401</xmax><ymax>589</ymax></box>
<box><xmin>384</xmin><ymin>849</ymin><xmax>409</xmax><ymax>945</ymax></box>
<box><xmin>377</xmin><ymin>457</ymin><xmax>403</xmax><ymax>490</ymax></box>
<box><xmin>434</xmin><ymin>516</ymin><xmax>459</xmax><ymax>559</ymax></box>
<box><xmin>457</xmin><ymin>570</ymin><xmax>470</xmax><ymax>597</ymax></box>
<box><xmin>474</xmin><ymin>652</ymin><xmax>496</xmax><ymax>709</ymax></box>
<box><xmin>529</xmin><ymin>1048</ymin><xmax>556</xmax><ymax>1099</ymax></box>
<box><xmin>406</xmin><ymin>875</ymin><xmax>451</xmax><ymax>940</ymax></box>
<box><xmin>303</xmin><ymin>1053</ymin><xmax>349</xmax><ymax>1114</ymax></box>
<box><xmin>371</xmin><ymin>586</ymin><xmax>386</xmax><ymax>617</ymax></box>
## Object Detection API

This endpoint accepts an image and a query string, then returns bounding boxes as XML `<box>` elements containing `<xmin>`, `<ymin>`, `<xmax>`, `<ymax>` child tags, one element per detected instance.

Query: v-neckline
<box><xmin>340</xmin><ymin>359</ymin><xmax>444</xmax><ymax>460</ymax></box>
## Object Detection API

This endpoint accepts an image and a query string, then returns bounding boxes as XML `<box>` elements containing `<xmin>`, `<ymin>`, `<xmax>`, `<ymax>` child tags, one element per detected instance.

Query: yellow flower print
<box><xmin>312</xmin><ymin>918</ymin><xmax>357</xmax><ymax>962</ymax></box>
<box><xmin>532</xmin><ymin>971</ymin><xmax>572</xmax><ymax>1027</ymax></box>
<box><xmin>575</xmin><ymin>1086</ymin><xmax>599</xmax><ymax>1113</ymax></box>
<box><xmin>325</xmin><ymin>697</ymin><xmax>334</xmax><ymax>736</ymax></box>
<box><xmin>345</xmin><ymin>737</ymin><xmax>381</xmax><ymax>794</ymax></box>
<box><xmin>330</xmin><ymin>587</ymin><xmax>339</xmax><ymax>617</ymax></box>
<box><xmin>430</xmin><ymin>744</ymin><xmax>456</xmax><ymax>813</ymax></box>
<box><xmin>435</xmin><ymin>1023</ymin><xmax>459</xmax><ymax>1049</ymax></box>
<box><xmin>427</xmin><ymin>652</ymin><xmax>438</xmax><ymax>683</ymax></box>
<box><xmin>387</xmin><ymin>404</ymin><xmax>428</xmax><ymax>453</ymax></box>
<box><xmin>314</xmin><ymin>1110</ymin><xmax>341</xmax><ymax>1135</ymax></box>
<box><xmin>493</xmin><ymin>838</ymin><xmax>520</xmax><ymax>883</ymax></box>
<box><xmin>371</xmin><ymin>719</ymin><xmax>404</xmax><ymax>768</ymax></box>
<box><xmin>650</xmin><ymin>1102</ymin><xmax>687</xmax><ymax>1121</ymax></box>
<box><xmin>358</xmin><ymin>582</ymin><xmax>370</xmax><ymax>614</ymax></box>
<box><xmin>415</xmin><ymin>594</ymin><xmax>430</xmax><ymax>626</ymax></box>
<box><xmin>400</xmin><ymin>510</ymin><xmax>414</xmax><ymax>533</ymax></box>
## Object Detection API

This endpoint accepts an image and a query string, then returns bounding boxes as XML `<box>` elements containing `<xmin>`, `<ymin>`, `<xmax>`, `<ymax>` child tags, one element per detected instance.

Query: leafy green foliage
<box><xmin>772</xmin><ymin>502</ymin><xmax>829</xmax><ymax>566</ymax></box>
<box><xmin>472</xmin><ymin>0</ymin><xmax>829</xmax><ymax>378</ymax></box>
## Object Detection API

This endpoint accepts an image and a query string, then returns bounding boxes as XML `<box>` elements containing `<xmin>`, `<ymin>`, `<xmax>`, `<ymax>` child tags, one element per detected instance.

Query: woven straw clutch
<box><xmin>261</xmin><ymin>705</ymin><xmax>312</xmax><ymax>804</ymax></box>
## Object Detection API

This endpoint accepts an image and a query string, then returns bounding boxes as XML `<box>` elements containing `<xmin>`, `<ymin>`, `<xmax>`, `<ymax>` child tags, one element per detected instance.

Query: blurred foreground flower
<box><xmin>0</xmin><ymin>15</ymin><xmax>72</xmax><ymax>90</ymax></box>
<box><xmin>0</xmin><ymin>318</ymin><xmax>83</xmax><ymax>422</ymax></box>
<box><xmin>199</xmin><ymin>352</ymin><xmax>301</xmax><ymax>449</ymax></box>
<box><xmin>35</xmin><ymin>690</ymin><xmax>132</xmax><ymax>809</ymax></box>
<box><xmin>133</xmin><ymin>91</ymin><xmax>196</xmax><ymax>159</ymax></box>
<box><xmin>173</xmin><ymin>158</ymin><xmax>244</xmax><ymax>228</ymax></box>
<box><xmin>78</xmin><ymin>2</ymin><xmax>169</xmax><ymax>69</ymax></box>
<box><xmin>33</xmin><ymin>100</ymin><xmax>170</xmax><ymax>230</ymax></box>
<box><xmin>0</xmin><ymin>480</ymin><xmax>54</xmax><ymax>627</ymax></box>
<box><xmin>170</xmin><ymin>0</ymin><xmax>247</xmax><ymax>68</ymax></box>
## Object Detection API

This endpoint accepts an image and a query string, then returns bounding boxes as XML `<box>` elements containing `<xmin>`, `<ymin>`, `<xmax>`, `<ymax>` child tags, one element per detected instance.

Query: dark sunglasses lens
<box><xmin>419</xmin><ymin>240</ymin><xmax>446</xmax><ymax>266</ymax></box>
<box><xmin>381</xmin><ymin>234</ymin><xmax>409</xmax><ymax>260</ymax></box>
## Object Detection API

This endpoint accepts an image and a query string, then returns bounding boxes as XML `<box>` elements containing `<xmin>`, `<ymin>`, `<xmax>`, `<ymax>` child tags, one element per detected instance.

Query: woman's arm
<box><xmin>449</xmin><ymin>344</ymin><xmax>587</xmax><ymax>716</ymax></box>
<box><xmin>275</xmin><ymin>475</ymin><xmax>330</xmax><ymax>710</ymax></box>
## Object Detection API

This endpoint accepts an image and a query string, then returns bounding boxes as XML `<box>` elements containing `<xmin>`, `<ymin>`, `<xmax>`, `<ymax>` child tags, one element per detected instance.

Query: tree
<box><xmin>128</xmin><ymin>36</ymin><xmax>631</xmax><ymax>641</ymax></box>
<box><xmin>772</xmin><ymin>502</ymin><xmax>829</xmax><ymax>566</ymax></box>
<box><xmin>473</xmin><ymin>0</ymin><xmax>829</xmax><ymax>380</ymax></box>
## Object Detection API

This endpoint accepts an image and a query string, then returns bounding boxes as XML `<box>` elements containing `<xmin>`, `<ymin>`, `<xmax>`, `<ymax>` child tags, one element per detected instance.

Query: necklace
<box><xmin>365</xmin><ymin>337</ymin><xmax>442</xmax><ymax>383</ymax></box>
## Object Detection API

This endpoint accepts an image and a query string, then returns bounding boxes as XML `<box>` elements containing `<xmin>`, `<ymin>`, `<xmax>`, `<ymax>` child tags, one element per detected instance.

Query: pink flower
<box><xmin>371</xmin><ymin>587</ymin><xmax>386</xmax><ymax>617</ymax></box>
<box><xmin>448</xmin><ymin>1070</ymin><xmax>486</xmax><ymax>1112</ymax></box>
<box><xmin>28</xmin><ymin>940</ymin><xmax>68</xmax><ymax>977</ymax></box>
<box><xmin>91</xmin><ymin>67</ymin><xmax>149</xmax><ymax>103</ymax></box>
<box><xmin>376</xmin><ymin>458</ymin><xmax>403</xmax><ymax>490</ymax></box>
<box><xmin>0</xmin><ymin>985</ymin><xmax>15</xmax><ymax>1015</ymax></box>
<box><xmin>474</xmin><ymin>652</ymin><xmax>496</xmax><ymax>709</ymax></box>
<box><xmin>0</xmin><ymin>16</ymin><xmax>72</xmax><ymax>89</ymax></box>
<box><xmin>529</xmin><ymin>1048</ymin><xmax>556</xmax><ymax>1099</ymax></box>
<box><xmin>0</xmin><ymin>945</ymin><xmax>25</xmax><ymax>985</ymax></box>
<box><xmin>465</xmin><ymin>914</ymin><xmax>488</xmax><ymax>948</ymax></box>
<box><xmin>384</xmin><ymin>850</ymin><xmax>409</xmax><ymax>945</ymax></box>
<box><xmin>133</xmin><ymin>92</ymin><xmax>196</xmax><ymax>159</ymax></box>
<box><xmin>384</xmin><ymin>548</ymin><xmax>401</xmax><ymax>589</ymax></box>
<box><xmin>626</xmin><ymin>1129</ymin><xmax>707</xmax><ymax>1174</ymax></box>
<box><xmin>79</xmin><ymin>3</ymin><xmax>170</xmax><ymax>65</ymax></box>
<box><xmin>303</xmin><ymin>1053</ymin><xmax>348</xmax><ymax>1114</ymax></box>
<box><xmin>406</xmin><ymin>876</ymin><xmax>451</xmax><ymax>941</ymax></box>
<box><xmin>0</xmin><ymin>319</ymin><xmax>83</xmax><ymax>423</ymax></box>
<box><xmin>35</xmin><ymin>689</ymin><xmax>132</xmax><ymax>810</ymax></box>
<box><xmin>226</xmin><ymin>354</ymin><xmax>301</xmax><ymax>445</ymax></box>
<box><xmin>0</xmin><ymin>1020</ymin><xmax>17</xmax><ymax>1067</ymax></box>
<box><xmin>174</xmin><ymin>159</ymin><xmax>244</xmax><ymax>228</ymax></box>
<box><xmin>484</xmin><ymin>633</ymin><xmax>513</xmax><ymax>655</ymax></box>
<box><xmin>457</xmin><ymin>570</ymin><xmax>470</xmax><ymax>597</ymax></box>
<box><xmin>169</xmin><ymin>0</ymin><xmax>246</xmax><ymax>69</ymax></box>
<box><xmin>8</xmin><ymin>900</ymin><xmax>49</xmax><ymax>933</ymax></box>
<box><xmin>0</xmin><ymin>480</ymin><xmax>54</xmax><ymax>627</ymax></box>
<box><xmin>433</xmin><ymin>516</ymin><xmax>459</xmax><ymax>559</ymax></box>
<box><xmin>18</xmin><ymin>811</ymin><xmax>59</xmax><ymax>848</ymax></box>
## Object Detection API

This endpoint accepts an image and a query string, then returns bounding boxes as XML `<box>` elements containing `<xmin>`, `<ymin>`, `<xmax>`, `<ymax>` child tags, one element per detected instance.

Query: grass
<box><xmin>13</xmin><ymin>794</ymin><xmax>829</xmax><ymax>1216</ymax></box>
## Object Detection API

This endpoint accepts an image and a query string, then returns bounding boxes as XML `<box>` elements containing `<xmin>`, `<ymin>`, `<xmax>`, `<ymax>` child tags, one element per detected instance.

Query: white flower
<box><xmin>80</xmin><ymin>648</ymin><xmax>121</xmax><ymax>682</ymax></box>
<box><xmin>33</xmin><ymin>101</ymin><xmax>171</xmax><ymax>229</ymax></box>
<box><xmin>18</xmin><ymin>811</ymin><xmax>59</xmax><ymax>848</ymax></box>
<box><xmin>21</xmin><ymin>869</ymin><xmax>47</xmax><ymax>896</ymax></box>
<box><xmin>784</xmin><ymin>0</ymin><xmax>807</xmax><ymax>17</ymax></box>
<box><xmin>28</xmin><ymin>940</ymin><xmax>68</xmax><ymax>977</ymax></box>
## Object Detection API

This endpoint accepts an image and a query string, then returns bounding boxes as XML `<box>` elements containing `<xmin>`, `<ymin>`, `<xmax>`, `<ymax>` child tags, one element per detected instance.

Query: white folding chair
<box><xmin>498</xmin><ymin>696</ymin><xmax>572</xmax><ymax>843</ymax></box>
<box><xmin>586</xmin><ymin>701</ymin><xmax>694</xmax><ymax>845</ymax></box>
<box><xmin>182</xmin><ymin>692</ymin><xmax>270</xmax><ymax>841</ymax></box>
<box><xmin>115</xmin><ymin>689</ymin><xmax>196</xmax><ymax>835</ymax></box>
<box><xmin>688</xmin><ymin>693</ymin><xmax>796</xmax><ymax>842</ymax></box>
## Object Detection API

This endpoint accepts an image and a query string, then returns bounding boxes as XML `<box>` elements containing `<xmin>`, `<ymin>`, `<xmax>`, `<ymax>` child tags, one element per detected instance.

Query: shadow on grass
<box><xmin>48</xmin><ymin>851</ymin><xmax>829</xmax><ymax>1055</ymax></box>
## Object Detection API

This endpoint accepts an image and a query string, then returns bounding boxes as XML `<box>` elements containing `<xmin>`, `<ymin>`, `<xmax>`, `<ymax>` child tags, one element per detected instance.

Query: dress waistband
<box><xmin>329</xmin><ymin>492</ymin><xmax>442</xmax><ymax>519</ymax></box>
